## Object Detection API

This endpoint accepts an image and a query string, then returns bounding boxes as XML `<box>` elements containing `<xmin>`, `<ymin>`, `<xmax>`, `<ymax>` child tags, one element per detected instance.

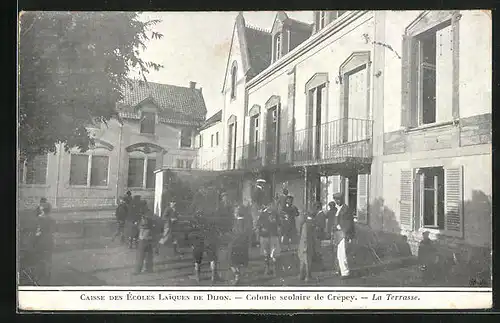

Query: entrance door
<box><xmin>344</xmin><ymin>174</ymin><xmax>358</xmax><ymax>211</ymax></box>
<box><xmin>227</xmin><ymin>124</ymin><xmax>234</xmax><ymax>169</ymax></box>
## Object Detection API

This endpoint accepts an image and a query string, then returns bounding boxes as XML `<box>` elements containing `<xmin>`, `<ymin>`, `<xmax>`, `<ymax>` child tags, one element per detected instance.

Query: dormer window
<box><xmin>319</xmin><ymin>12</ymin><xmax>326</xmax><ymax>29</ymax></box>
<box><xmin>180</xmin><ymin>128</ymin><xmax>193</xmax><ymax>148</ymax></box>
<box><xmin>274</xmin><ymin>33</ymin><xmax>282</xmax><ymax>61</ymax></box>
<box><xmin>140</xmin><ymin>112</ymin><xmax>156</xmax><ymax>134</ymax></box>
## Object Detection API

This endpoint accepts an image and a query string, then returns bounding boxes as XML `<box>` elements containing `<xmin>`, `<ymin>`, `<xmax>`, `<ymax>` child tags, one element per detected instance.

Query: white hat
<box><xmin>256</xmin><ymin>179</ymin><xmax>266</xmax><ymax>183</ymax></box>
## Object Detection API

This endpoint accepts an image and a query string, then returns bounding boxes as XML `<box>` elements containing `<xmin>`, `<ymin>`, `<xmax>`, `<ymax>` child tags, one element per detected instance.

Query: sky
<box><xmin>134</xmin><ymin>11</ymin><xmax>314</xmax><ymax>118</ymax></box>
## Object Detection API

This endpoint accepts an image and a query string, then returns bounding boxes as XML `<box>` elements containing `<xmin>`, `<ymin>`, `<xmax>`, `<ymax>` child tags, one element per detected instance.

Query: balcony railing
<box><xmin>293</xmin><ymin>118</ymin><xmax>373</xmax><ymax>165</ymax></box>
<box><xmin>161</xmin><ymin>118</ymin><xmax>373</xmax><ymax>173</ymax></box>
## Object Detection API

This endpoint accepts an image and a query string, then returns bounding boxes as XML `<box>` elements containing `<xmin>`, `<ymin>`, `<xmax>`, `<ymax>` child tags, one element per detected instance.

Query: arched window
<box><xmin>230</xmin><ymin>62</ymin><xmax>237</xmax><ymax>99</ymax></box>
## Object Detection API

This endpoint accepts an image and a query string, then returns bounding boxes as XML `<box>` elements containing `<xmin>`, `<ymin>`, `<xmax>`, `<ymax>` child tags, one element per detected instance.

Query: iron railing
<box><xmin>160</xmin><ymin>118</ymin><xmax>373</xmax><ymax>172</ymax></box>
<box><xmin>293</xmin><ymin>118</ymin><xmax>373</xmax><ymax>164</ymax></box>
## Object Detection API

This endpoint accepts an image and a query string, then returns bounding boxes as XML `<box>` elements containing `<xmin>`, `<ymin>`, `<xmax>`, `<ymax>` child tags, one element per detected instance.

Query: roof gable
<box><xmin>222</xmin><ymin>13</ymin><xmax>251</xmax><ymax>93</ymax></box>
<box><xmin>118</xmin><ymin>80</ymin><xmax>207</xmax><ymax>125</ymax></box>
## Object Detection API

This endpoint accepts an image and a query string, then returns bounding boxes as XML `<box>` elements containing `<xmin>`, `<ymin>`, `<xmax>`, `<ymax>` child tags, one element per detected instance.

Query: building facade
<box><xmin>18</xmin><ymin>80</ymin><xmax>207</xmax><ymax>211</ymax></box>
<box><xmin>198</xmin><ymin>10</ymin><xmax>491</xmax><ymax>255</ymax></box>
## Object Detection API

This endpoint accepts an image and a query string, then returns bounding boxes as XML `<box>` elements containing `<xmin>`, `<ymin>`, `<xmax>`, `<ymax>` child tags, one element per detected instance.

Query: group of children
<box><xmin>112</xmin><ymin>182</ymin><xmax>356</xmax><ymax>284</ymax></box>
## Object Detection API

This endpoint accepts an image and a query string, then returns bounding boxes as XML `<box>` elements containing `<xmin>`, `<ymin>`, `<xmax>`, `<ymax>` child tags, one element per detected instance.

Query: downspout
<box><xmin>115</xmin><ymin>123</ymin><xmax>124</xmax><ymax>205</ymax></box>
<box><xmin>54</xmin><ymin>143</ymin><xmax>63</xmax><ymax>209</ymax></box>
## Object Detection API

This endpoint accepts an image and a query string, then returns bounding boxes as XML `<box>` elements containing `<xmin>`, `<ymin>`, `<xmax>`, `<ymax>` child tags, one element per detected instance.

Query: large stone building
<box><xmin>184</xmin><ymin>10</ymin><xmax>491</xmax><ymax>257</ymax></box>
<box><xmin>18</xmin><ymin>80</ymin><xmax>207</xmax><ymax>210</ymax></box>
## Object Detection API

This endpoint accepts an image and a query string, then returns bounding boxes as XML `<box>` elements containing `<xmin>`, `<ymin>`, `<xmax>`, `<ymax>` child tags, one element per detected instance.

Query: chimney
<box><xmin>189</xmin><ymin>81</ymin><xmax>196</xmax><ymax>89</ymax></box>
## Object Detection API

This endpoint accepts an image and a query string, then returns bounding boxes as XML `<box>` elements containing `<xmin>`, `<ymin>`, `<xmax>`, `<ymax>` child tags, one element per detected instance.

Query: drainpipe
<box><xmin>54</xmin><ymin>143</ymin><xmax>63</xmax><ymax>209</ymax></box>
<box><xmin>115</xmin><ymin>123</ymin><xmax>124</xmax><ymax>205</ymax></box>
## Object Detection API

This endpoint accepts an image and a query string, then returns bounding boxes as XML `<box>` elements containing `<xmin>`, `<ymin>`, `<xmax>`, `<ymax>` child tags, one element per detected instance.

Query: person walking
<box><xmin>333</xmin><ymin>192</ymin><xmax>355</xmax><ymax>279</ymax></box>
<box><xmin>256</xmin><ymin>202</ymin><xmax>281</xmax><ymax>276</ymax></box>
<box><xmin>280</xmin><ymin>195</ymin><xmax>299</xmax><ymax>251</ymax></box>
<box><xmin>228</xmin><ymin>204</ymin><xmax>251</xmax><ymax>285</ymax></box>
<box><xmin>190</xmin><ymin>210</ymin><xmax>207</xmax><ymax>283</ymax></box>
<box><xmin>159</xmin><ymin>200</ymin><xmax>181</xmax><ymax>255</ymax></box>
<box><xmin>297</xmin><ymin>210</ymin><xmax>317</xmax><ymax>282</ymax></box>
<box><xmin>313</xmin><ymin>201</ymin><xmax>327</xmax><ymax>268</ymax></box>
<box><xmin>133</xmin><ymin>203</ymin><xmax>155</xmax><ymax>275</ymax></box>
<box><xmin>112</xmin><ymin>197</ymin><xmax>128</xmax><ymax>243</ymax></box>
<box><xmin>125</xmin><ymin>195</ymin><xmax>142</xmax><ymax>249</ymax></box>
<box><xmin>326</xmin><ymin>201</ymin><xmax>339</xmax><ymax>273</ymax></box>
<box><xmin>33</xmin><ymin>199</ymin><xmax>56</xmax><ymax>285</ymax></box>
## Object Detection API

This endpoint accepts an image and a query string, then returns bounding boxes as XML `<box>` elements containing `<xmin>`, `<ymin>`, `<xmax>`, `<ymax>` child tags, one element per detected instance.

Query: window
<box><xmin>19</xmin><ymin>154</ymin><xmax>48</xmax><ymax>185</ymax></box>
<box><xmin>251</xmin><ymin>114</ymin><xmax>260</xmax><ymax>157</ymax></box>
<box><xmin>70</xmin><ymin>154</ymin><xmax>109</xmax><ymax>187</ymax></box>
<box><xmin>127</xmin><ymin>158</ymin><xmax>144</xmax><ymax>188</ymax></box>
<box><xmin>180</xmin><ymin>128</ymin><xmax>192</xmax><ymax>148</ymax></box>
<box><xmin>176</xmin><ymin>159</ymin><xmax>193</xmax><ymax>169</ymax></box>
<box><xmin>216</xmin><ymin>132</ymin><xmax>219</xmax><ymax>146</ymax></box>
<box><xmin>127</xmin><ymin>157</ymin><xmax>156</xmax><ymax>189</ymax></box>
<box><xmin>199</xmin><ymin>134</ymin><xmax>203</xmax><ymax>147</ymax></box>
<box><xmin>90</xmin><ymin>156</ymin><xmax>109</xmax><ymax>187</ymax></box>
<box><xmin>403</xmin><ymin>14</ymin><xmax>456</xmax><ymax>128</ymax></box>
<box><xmin>400</xmin><ymin>166</ymin><xmax>463</xmax><ymax>237</ymax></box>
<box><xmin>231</xmin><ymin>63</ymin><xmax>237</xmax><ymax>99</ymax></box>
<box><xmin>146</xmin><ymin>159</ymin><xmax>156</xmax><ymax>189</ymax></box>
<box><xmin>274</xmin><ymin>34</ymin><xmax>282</xmax><ymax>61</ymax></box>
<box><xmin>419</xmin><ymin>167</ymin><xmax>445</xmax><ymax>229</ymax></box>
<box><xmin>140</xmin><ymin>112</ymin><xmax>156</xmax><ymax>134</ymax></box>
<box><xmin>417</xmin><ymin>30</ymin><xmax>438</xmax><ymax>125</ymax></box>
<box><xmin>320</xmin><ymin>12</ymin><xmax>326</xmax><ymax>29</ymax></box>
<box><xmin>211</xmin><ymin>134</ymin><xmax>214</xmax><ymax>147</ymax></box>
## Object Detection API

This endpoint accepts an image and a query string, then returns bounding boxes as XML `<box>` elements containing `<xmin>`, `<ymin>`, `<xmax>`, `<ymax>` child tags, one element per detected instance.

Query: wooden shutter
<box><xmin>401</xmin><ymin>35</ymin><xmax>412</xmax><ymax>128</ymax></box>
<box><xmin>444</xmin><ymin>166</ymin><xmax>463</xmax><ymax>237</ymax></box>
<box><xmin>357</xmin><ymin>173</ymin><xmax>370</xmax><ymax>224</ymax></box>
<box><xmin>436</xmin><ymin>24</ymin><xmax>453</xmax><ymax>123</ymax></box>
<box><xmin>399</xmin><ymin>169</ymin><xmax>414</xmax><ymax>230</ymax></box>
<box><xmin>233</xmin><ymin>121</ymin><xmax>238</xmax><ymax>168</ymax></box>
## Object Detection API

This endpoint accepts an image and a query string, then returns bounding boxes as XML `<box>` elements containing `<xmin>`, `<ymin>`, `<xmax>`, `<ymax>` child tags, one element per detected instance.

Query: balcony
<box><xmin>293</xmin><ymin>118</ymin><xmax>373</xmax><ymax>165</ymax></box>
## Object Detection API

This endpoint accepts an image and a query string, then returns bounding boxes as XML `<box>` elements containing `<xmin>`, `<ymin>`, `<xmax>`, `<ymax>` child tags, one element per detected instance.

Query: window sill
<box><xmin>417</xmin><ymin>227</ymin><xmax>461</xmax><ymax>239</ymax></box>
<box><xmin>19</xmin><ymin>184</ymin><xmax>50</xmax><ymax>188</ymax></box>
<box><xmin>68</xmin><ymin>185</ymin><xmax>111</xmax><ymax>190</ymax></box>
<box><xmin>140</xmin><ymin>133</ymin><xmax>156</xmax><ymax>137</ymax></box>
<box><xmin>179</xmin><ymin>147</ymin><xmax>195</xmax><ymax>150</ymax></box>
<box><xmin>126</xmin><ymin>187</ymin><xmax>155</xmax><ymax>192</ymax></box>
<box><xmin>404</xmin><ymin>120</ymin><xmax>458</xmax><ymax>133</ymax></box>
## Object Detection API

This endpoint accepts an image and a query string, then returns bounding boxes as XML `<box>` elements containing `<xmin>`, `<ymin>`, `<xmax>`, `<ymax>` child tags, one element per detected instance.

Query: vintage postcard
<box><xmin>17</xmin><ymin>10</ymin><xmax>492</xmax><ymax>311</ymax></box>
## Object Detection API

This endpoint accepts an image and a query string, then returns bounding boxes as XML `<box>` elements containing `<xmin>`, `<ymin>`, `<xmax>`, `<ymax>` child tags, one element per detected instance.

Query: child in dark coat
<box><xmin>228</xmin><ymin>205</ymin><xmax>251</xmax><ymax>285</ymax></box>
<box><xmin>133</xmin><ymin>204</ymin><xmax>155</xmax><ymax>275</ymax></box>
<box><xmin>112</xmin><ymin>198</ymin><xmax>128</xmax><ymax>243</ymax></box>
<box><xmin>297</xmin><ymin>212</ymin><xmax>317</xmax><ymax>282</ymax></box>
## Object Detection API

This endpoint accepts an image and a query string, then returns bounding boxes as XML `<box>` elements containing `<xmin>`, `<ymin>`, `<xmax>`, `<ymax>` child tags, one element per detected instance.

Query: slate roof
<box><xmin>117</xmin><ymin>80</ymin><xmax>207</xmax><ymax>125</ymax></box>
<box><xmin>244</xmin><ymin>26</ymin><xmax>272</xmax><ymax>80</ymax></box>
<box><xmin>200</xmin><ymin>110</ymin><xmax>222</xmax><ymax>130</ymax></box>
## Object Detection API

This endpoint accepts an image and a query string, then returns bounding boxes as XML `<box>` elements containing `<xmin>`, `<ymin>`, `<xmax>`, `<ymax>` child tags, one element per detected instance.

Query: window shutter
<box><xmin>399</xmin><ymin>169</ymin><xmax>414</xmax><ymax>230</ymax></box>
<box><xmin>233</xmin><ymin>121</ymin><xmax>238</xmax><ymax>167</ymax></box>
<box><xmin>401</xmin><ymin>35</ymin><xmax>412</xmax><ymax>128</ymax></box>
<box><xmin>444</xmin><ymin>166</ymin><xmax>463</xmax><ymax>237</ymax></box>
<box><xmin>357</xmin><ymin>173</ymin><xmax>370</xmax><ymax>224</ymax></box>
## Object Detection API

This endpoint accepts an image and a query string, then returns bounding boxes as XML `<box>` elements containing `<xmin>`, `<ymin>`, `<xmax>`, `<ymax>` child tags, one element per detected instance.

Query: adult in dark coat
<box><xmin>33</xmin><ymin>201</ymin><xmax>56</xmax><ymax>285</ymax></box>
<box><xmin>125</xmin><ymin>195</ymin><xmax>142</xmax><ymax>249</ymax></box>
<box><xmin>112</xmin><ymin>198</ymin><xmax>128</xmax><ymax>243</ymax></box>
<box><xmin>333</xmin><ymin>193</ymin><xmax>355</xmax><ymax>278</ymax></box>
<box><xmin>280</xmin><ymin>195</ymin><xmax>299</xmax><ymax>250</ymax></box>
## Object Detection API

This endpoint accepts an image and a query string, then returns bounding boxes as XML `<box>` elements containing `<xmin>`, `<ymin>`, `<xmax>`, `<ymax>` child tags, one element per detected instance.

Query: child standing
<box><xmin>228</xmin><ymin>205</ymin><xmax>250</xmax><ymax>285</ymax></box>
<box><xmin>133</xmin><ymin>205</ymin><xmax>155</xmax><ymax>275</ymax></box>
<box><xmin>297</xmin><ymin>211</ymin><xmax>317</xmax><ymax>282</ymax></box>
<box><xmin>257</xmin><ymin>203</ymin><xmax>281</xmax><ymax>276</ymax></box>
